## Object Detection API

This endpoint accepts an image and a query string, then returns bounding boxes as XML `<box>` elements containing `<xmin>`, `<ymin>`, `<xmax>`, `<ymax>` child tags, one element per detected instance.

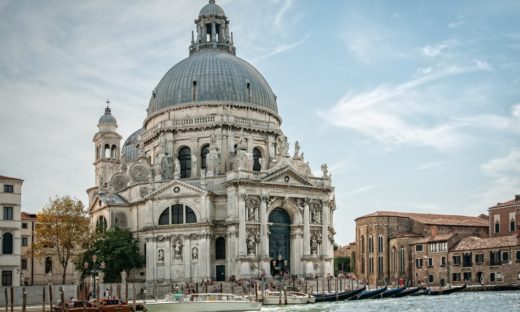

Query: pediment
<box><xmin>146</xmin><ymin>180</ymin><xmax>206</xmax><ymax>199</ymax></box>
<box><xmin>261</xmin><ymin>166</ymin><xmax>313</xmax><ymax>186</ymax></box>
<box><xmin>89</xmin><ymin>192</ymin><xmax>129</xmax><ymax>212</ymax></box>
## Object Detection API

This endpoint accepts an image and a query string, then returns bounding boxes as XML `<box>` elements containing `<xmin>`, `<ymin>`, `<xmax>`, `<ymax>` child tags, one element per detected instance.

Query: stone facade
<box><xmin>488</xmin><ymin>195</ymin><xmax>520</xmax><ymax>237</ymax></box>
<box><xmin>87</xmin><ymin>1</ymin><xmax>336</xmax><ymax>285</ymax></box>
<box><xmin>0</xmin><ymin>175</ymin><xmax>23</xmax><ymax>286</ymax></box>
<box><xmin>354</xmin><ymin>211</ymin><xmax>489</xmax><ymax>286</ymax></box>
<box><xmin>449</xmin><ymin>235</ymin><xmax>520</xmax><ymax>285</ymax></box>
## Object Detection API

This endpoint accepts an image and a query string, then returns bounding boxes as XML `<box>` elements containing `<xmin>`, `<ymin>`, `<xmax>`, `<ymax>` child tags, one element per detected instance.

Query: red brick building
<box><xmin>488</xmin><ymin>195</ymin><xmax>520</xmax><ymax>237</ymax></box>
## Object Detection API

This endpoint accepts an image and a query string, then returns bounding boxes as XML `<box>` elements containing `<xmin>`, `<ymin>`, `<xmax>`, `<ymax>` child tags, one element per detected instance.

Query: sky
<box><xmin>1</xmin><ymin>0</ymin><xmax>520</xmax><ymax>245</ymax></box>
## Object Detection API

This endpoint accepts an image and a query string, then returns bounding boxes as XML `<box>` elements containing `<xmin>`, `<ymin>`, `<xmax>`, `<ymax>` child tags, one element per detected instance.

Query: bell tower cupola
<box><xmin>93</xmin><ymin>101</ymin><xmax>122</xmax><ymax>190</ymax></box>
<box><xmin>189</xmin><ymin>0</ymin><xmax>235</xmax><ymax>56</ymax></box>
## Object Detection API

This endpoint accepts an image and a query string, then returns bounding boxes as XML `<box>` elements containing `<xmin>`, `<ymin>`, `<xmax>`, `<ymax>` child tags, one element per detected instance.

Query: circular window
<box><xmin>284</xmin><ymin>176</ymin><xmax>290</xmax><ymax>182</ymax></box>
<box><xmin>173</xmin><ymin>186</ymin><xmax>180</xmax><ymax>193</ymax></box>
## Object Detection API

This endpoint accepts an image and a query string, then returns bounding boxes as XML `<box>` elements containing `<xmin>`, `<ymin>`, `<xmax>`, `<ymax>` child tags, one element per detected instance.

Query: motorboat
<box><xmin>261</xmin><ymin>290</ymin><xmax>315</xmax><ymax>305</ymax></box>
<box><xmin>145</xmin><ymin>293</ymin><xmax>261</xmax><ymax>312</ymax></box>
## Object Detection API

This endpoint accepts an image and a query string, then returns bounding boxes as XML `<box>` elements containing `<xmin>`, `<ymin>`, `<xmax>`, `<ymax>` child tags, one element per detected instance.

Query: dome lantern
<box><xmin>190</xmin><ymin>0</ymin><xmax>235</xmax><ymax>56</ymax></box>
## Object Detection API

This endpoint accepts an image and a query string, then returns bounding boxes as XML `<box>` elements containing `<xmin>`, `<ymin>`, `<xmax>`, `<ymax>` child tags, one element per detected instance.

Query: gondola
<box><xmin>427</xmin><ymin>283</ymin><xmax>466</xmax><ymax>296</ymax></box>
<box><xmin>348</xmin><ymin>286</ymin><xmax>387</xmax><ymax>300</ymax></box>
<box><xmin>371</xmin><ymin>286</ymin><xmax>406</xmax><ymax>299</ymax></box>
<box><xmin>391</xmin><ymin>286</ymin><xmax>424</xmax><ymax>298</ymax></box>
<box><xmin>313</xmin><ymin>286</ymin><xmax>366</xmax><ymax>302</ymax></box>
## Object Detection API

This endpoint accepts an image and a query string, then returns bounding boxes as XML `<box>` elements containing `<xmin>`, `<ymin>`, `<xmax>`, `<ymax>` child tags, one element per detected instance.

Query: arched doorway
<box><xmin>268</xmin><ymin>208</ymin><xmax>291</xmax><ymax>274</ymax></box>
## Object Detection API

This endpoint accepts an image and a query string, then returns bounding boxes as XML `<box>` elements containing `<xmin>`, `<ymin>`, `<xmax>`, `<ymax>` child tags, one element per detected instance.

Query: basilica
<box><xmin>87</xmin><ymin>0</ymin><xmax>336</xmax><ymax>285</ymax></box>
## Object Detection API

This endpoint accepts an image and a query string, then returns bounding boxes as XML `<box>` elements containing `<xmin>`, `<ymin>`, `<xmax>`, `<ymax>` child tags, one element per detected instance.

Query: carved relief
<box><xmin>157</xmin><ymin>248</ymin><xmax>165</xmax><ymax>263</ymax></box>
<box><xmin>110</xmin><ymin>173</ymin><xmax>130</xmax><ymax>192</ymax></box>
<box><xmin>246</xmin><ymin>197</ymin><xmax>260</xmax><ymax>221</ymax></box>
<box><xmin>129</xmin><ymin>163</ymin><xmax>149</xmax><ymax>183</ymax></box>
<box><xmin>173</xmin><ymin>239</ymin><xmax>183</xmax><ymax>261</ymax></box>
<box><xmin>192</xmin><ymin>247</ymin><xmax>198</xmax><ymax>260</ymax></box>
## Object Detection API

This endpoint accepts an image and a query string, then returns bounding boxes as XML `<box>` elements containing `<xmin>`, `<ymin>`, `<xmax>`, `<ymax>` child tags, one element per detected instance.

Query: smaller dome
<box><xmin>122</xmin><ymin>128</ymin><xmax>143</xmax><ymax>162</ymax></box>
<box><xmin>199</xmin><ymin>0</ymin><xmax>225</xmax><ymax>17</ymax></box>
<box><xmin>99</xmin><ymin>106</ymin><xmax>117</xmax><ymax>125</ymax></box>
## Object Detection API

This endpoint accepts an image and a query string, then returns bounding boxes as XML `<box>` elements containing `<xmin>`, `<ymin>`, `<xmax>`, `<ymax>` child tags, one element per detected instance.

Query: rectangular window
<box><xmin>415</xmin><ymin>245</ymin><xmax>423</xmax><ymax>252</ymax></box>
<box><xmin>502</xmin><ymin>251</ymin><xmax>509</xmax><ymax>263</ymax></box>
<box><xmin>21</xmin><ymin>259</ymin><xmax>27</xmax><ymax>270</ymax></box>
<box><xmin>495</xmin><ymin>222</ymin><xmax>500</xmax><ymax>233</ymax></box>
<box><xmin>441</xmin><ymin>256</ymin><xmax>446</xmax><ymax>267</ymax></box>
<box><xmin>452</xmin><ymin>255</ymin><xmax>461</xmax><ymax>266</ymax></box>
<box><xmin>22</xmin><ymin>222</ymin><xmax>28</xmax><ymax>229</ymax></box>
<box><xmin>399</xmin><ymin>248</ymin><xmax>405</xmax><ymax>274</ymax></box>
<box><xmin>463</xmin><ymin>253</ymin><xmax>472</xmax><ymax>267</ymax></box>
<box><xmin>490</xmin><ymin>272</ymin><xmax>495</xmax><ymax>282</ymax></box>
<box><xmin>378</xmin><ymin>255</ymin><xmax>383</xmax><ymax>274</ymax></box>
<box><xmin>463</xmin><ymin>272</ymin><xmax>472</xmax><ymax>282</ymax></box>
<box><xmin>22</xmin><ymin>236</ymin><xmax>28</xmax><ymax>247</ymax></box>
<box><xmin>428</xmin><ymin>258</ymin><xmax>433</xmax><ymax>267</ymax></box>
<box><xmin>1</xmin><ymin>271</ymin><xmax>12</xmax><ymax>286</ymax></box>
<box><xmin>475</xmin><ymin>254</ymin><xmax>484</xmax><ymax>264</ymax></box>
<box><xmin>3</xmin><ymin>185</ymin><xmax>14</xmax><ymax>193</ymax></box>
<box><xmin>428</xmin><ymin>274</ymin><xmax>434</xmax><ymax>283</ymax></box>
<box><xmin>516</xmin><ymin>250</ymin><xmax>520</xmax><ymax>262</ymax></box>
<box><xmin>415</xmin><ymin>258</ymin><xmax>423</xmax><ymax>268</ymax></box>
<box><xmin>452</xmin><ymin>273</ymin><xmax>461</xmax><ymax>281</ymax></box>
<box><xmin>491</xmin><ymin>251</ymin><xmax>501</xmax><ymax>265</ymax></box>
<box><xmin>3</xmin><ymin>207</ymin><xmax>13</xmax><ymax>220</ymax></box>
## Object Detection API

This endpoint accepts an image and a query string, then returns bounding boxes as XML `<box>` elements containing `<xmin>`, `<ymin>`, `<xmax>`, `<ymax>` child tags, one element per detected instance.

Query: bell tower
<box><xmin>93</xmin><ymin>101</ymin><xmax>122</xmax><ymax>190</ymax></box>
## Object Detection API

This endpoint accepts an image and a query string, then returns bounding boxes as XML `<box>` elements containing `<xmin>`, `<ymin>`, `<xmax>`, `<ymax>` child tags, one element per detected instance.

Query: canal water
<box><xmin>261</xmin><ymin>291</ymin><xmax>520</xmax><ymax>312</ymax></box>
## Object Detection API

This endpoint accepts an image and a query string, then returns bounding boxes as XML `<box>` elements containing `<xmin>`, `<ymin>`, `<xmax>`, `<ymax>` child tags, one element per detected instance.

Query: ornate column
<box><xmin>260</xmin><ymin>193</ymin><xmax>269</xmax><ymax>257</ymax></box>
<box><xmin>321</xmin><ymin>201</ymin><xmax>330</xmax><ymax>256</ymax></box>
<box><xmin>238</xmin><ymin>191</ymin><xmax>247</xmax><ymax>256</ymax></box>
<box><xmin>303</xmin><ymin>198</ymin><xmax>311</xmax><ymax>256</ymax></box>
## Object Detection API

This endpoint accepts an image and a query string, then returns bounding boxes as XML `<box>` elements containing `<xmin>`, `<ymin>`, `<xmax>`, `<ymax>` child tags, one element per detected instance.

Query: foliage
<box><xmin>75</xmin><ymin>227</ymin><xmax>144</xmax><ymax>283</ymax></box>
<box><xmin>334</xmin><ymin>257</ymin><xmax>351</xmax><ymax>274</ymax></box>
<box><xmin>31</xmin><ymin>196</ymin><xmax>90</xmax><ymax>284</ymax></box>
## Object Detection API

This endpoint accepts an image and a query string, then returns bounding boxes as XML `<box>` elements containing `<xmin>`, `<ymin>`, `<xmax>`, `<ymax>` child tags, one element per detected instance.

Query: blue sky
<box><xmin>1</xmin><ymin>0</ymin><xmax>520</xmax><ymax>244</ymax></box>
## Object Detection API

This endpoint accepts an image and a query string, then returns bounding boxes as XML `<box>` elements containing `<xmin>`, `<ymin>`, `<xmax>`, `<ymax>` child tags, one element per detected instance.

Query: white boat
<box><xmin>145</xmin><ymin>293</ymin><xmax>262</xmax><ymax>312</ymax></box>
<box><xmin>261</xmin><ymin>291</ymin><xmax>315</xmax><ymax>305</ymax></box>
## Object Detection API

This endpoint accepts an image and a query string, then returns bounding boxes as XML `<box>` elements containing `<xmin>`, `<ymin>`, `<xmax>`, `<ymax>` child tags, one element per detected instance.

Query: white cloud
<box><xmin>274</xmin><ymin>0</ymin><xmax>294</xmax><ymax>28</ymax></box>
<box><xmin>448</xmin><ymin>21</ymin><xmax>466</xmax><ymax>29</ymax></box>
<box><xmin>481</xmin><ymin>149</ymin><xmax>520</xmax><ymax>176</ymax></box>
<box><xmin>317</xmin><ymin>65</ymin><xmax>477</xmax><ymax>150</ymax></box>
<box><xmin>420</xmin><ymin>40</ymin><xmax>456</xmax><ymax>57</ymax></box>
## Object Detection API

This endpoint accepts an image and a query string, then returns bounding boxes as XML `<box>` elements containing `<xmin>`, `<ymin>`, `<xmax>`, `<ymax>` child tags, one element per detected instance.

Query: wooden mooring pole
<box><xmin>22</xmin><ymin>287</ymin><xmax>27</xmax><ymax>312</ymax></box>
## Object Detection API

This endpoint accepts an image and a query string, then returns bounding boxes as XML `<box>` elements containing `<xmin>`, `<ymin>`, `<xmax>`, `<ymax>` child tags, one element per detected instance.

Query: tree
<box><xmin>75</xmin><ymin>227</ymin><xmax>144</xmax><ymax>283</ymax></box>
<box><xmin>31</xmin><ymin>196</ymin><xmax>90</xmax><ymax>284</ymax></box>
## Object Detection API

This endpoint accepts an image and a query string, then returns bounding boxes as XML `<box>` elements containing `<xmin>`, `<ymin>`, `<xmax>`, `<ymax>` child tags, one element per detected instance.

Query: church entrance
<box><xmin>268</xmin><ymin>208</ymin><xmax>291</xmax><ymax>275</ymax></box>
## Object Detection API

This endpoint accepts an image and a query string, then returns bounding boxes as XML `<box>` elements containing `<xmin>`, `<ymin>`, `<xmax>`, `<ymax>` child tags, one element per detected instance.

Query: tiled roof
<box><xmin>452</xmin><ymin>235</ymin><xmax>520</xmax><ymax>251</ymax></box>
<box><xmin>356</xmin><ymin>211</ymin><xmax>488</xmax><ymax>227</ymax></box>
<box><xmin>21</xmin><ymin>212</ymin><xmax>37</xmax><ymax>219</ymax></box>
<box><xmin>489</xmin><ymin>195</ymin><xmax>520</xmax><ymax>209</ymax></box>
<box><xmin>0</xmin><ymin>175</ymin><xmax>23</xmax><ymax>182</ymax></box>
<box><xmin>412</xmin><ymin>233</ymin><xmax>455</xmax><ymax>244</ymax></box>
<box><xmin>390</xmin><ymin>231</ymin><xmax>422</xmax><ymax>239</ymax></box>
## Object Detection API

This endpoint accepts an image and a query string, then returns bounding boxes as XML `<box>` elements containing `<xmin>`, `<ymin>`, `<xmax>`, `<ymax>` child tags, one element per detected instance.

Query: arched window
<box><xmin>179</xmin><ymin>147</ymin><xmax>191</xmax><ymax>178</ymax></box>
<box><xmin>368</xmin><ymin>235</ymin><xmax>373</xmax><ymax>253</ymax></box>
<box><xmin>157</xmin><ymin>204</ymin><xmax>197</xmax><ymax>225</ymax></box>
<box><xmin>495</xmin><ymin>221</ymin><xmax>500</xmax><ymax>233</ymax></box>
<box><xmin>2</xmin><ymin>233</ymin><xmax>13</xmax><ymax>254</ymax></box>
<box><xmin>45</xmin><ymin>257</ymin><xmax>52</xmax><ymax>274</ymax></box>
<box><xmin>172</xmin><ymin>204</ymin><xmax>183</xmax><ymax>224</ymax></box>
<box><xmin>96</xmin><ymin>216</ymin><xmax>107</xmax><ymax>232</ymax></box>
<box><xmin>104</xmin><ymin>144</ymin><xmax>111</xmax><ymax>159</ymax></box>
<box><xmin>216</xmin><ymin>237</ymin><xmax>226</xmax><ymax>260</ymax></box>
<box><xmin>361</xmin><ymin>257</ymin><xmax>365</xmax><ymax>274</ymax></box>
<box><xmin>252</xmin><ymin>148</ymin><xmax>262</xmax><ymax>171</ymax></box>
<box><xmin>111</xmin><ymin>145</ymin><xmax>117</xmax><ymax>159</ymax></box>
<box><xmin>399</xmin><ymin>247</ymin><xmax>405</xmax><ymax>274</ymax></box>
<box><xmin>158</xmin><ymin>209</ymin><xmax>170</xmax><ymax>225</ymax></box>
<box><xmin>361</xmin><ymin>235</ymin><xmax>365</xmax><ymax>253</ymax></box>
<box><xmin>392</xmin><ymin>247</ymin><xmax>397</xmax><ymax>272</ymax></box>
<box><xmin>378</xmin><ymin>235</ymin><xmax>384</xmax><ymax>253</ymax></box>
<box><xmin>186</xmin><ymin>206</ymin><xmax>196</xmax><ymax>223</ymax></box>
<box><xmin>201</xmin><ymin>144</ymin><xmax>210</xmax><ymax>171</ymax></box>
<box><xmin>510</xmin><ymin>218</ymin><xmax>516</xmax><ymax>232</ymax></box>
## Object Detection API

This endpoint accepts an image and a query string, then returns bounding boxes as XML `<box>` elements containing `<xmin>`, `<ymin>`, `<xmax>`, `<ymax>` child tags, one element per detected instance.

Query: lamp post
<box><xmin>84</xmin><ymin>255</ymin><xmax>106</xmax><ymax>299</ymax></box>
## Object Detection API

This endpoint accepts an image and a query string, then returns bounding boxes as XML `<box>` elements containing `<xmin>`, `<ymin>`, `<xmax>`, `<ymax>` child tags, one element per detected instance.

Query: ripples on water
<box><xmin>260</xmin><ymin>291</ymin><xmax>520</xmax><ymax>312</ymax></box>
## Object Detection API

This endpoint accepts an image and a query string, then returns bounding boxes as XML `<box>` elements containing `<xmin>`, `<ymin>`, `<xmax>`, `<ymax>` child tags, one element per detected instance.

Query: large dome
<box><xmin>147</xmin><ymin>49</ymin><xmax>278</xmax><ymax>115</ymax></box>
<box><xmin>146</xmin><ymin>0</ymin><xmax>278</xmax><ymax>117</ymax></box>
